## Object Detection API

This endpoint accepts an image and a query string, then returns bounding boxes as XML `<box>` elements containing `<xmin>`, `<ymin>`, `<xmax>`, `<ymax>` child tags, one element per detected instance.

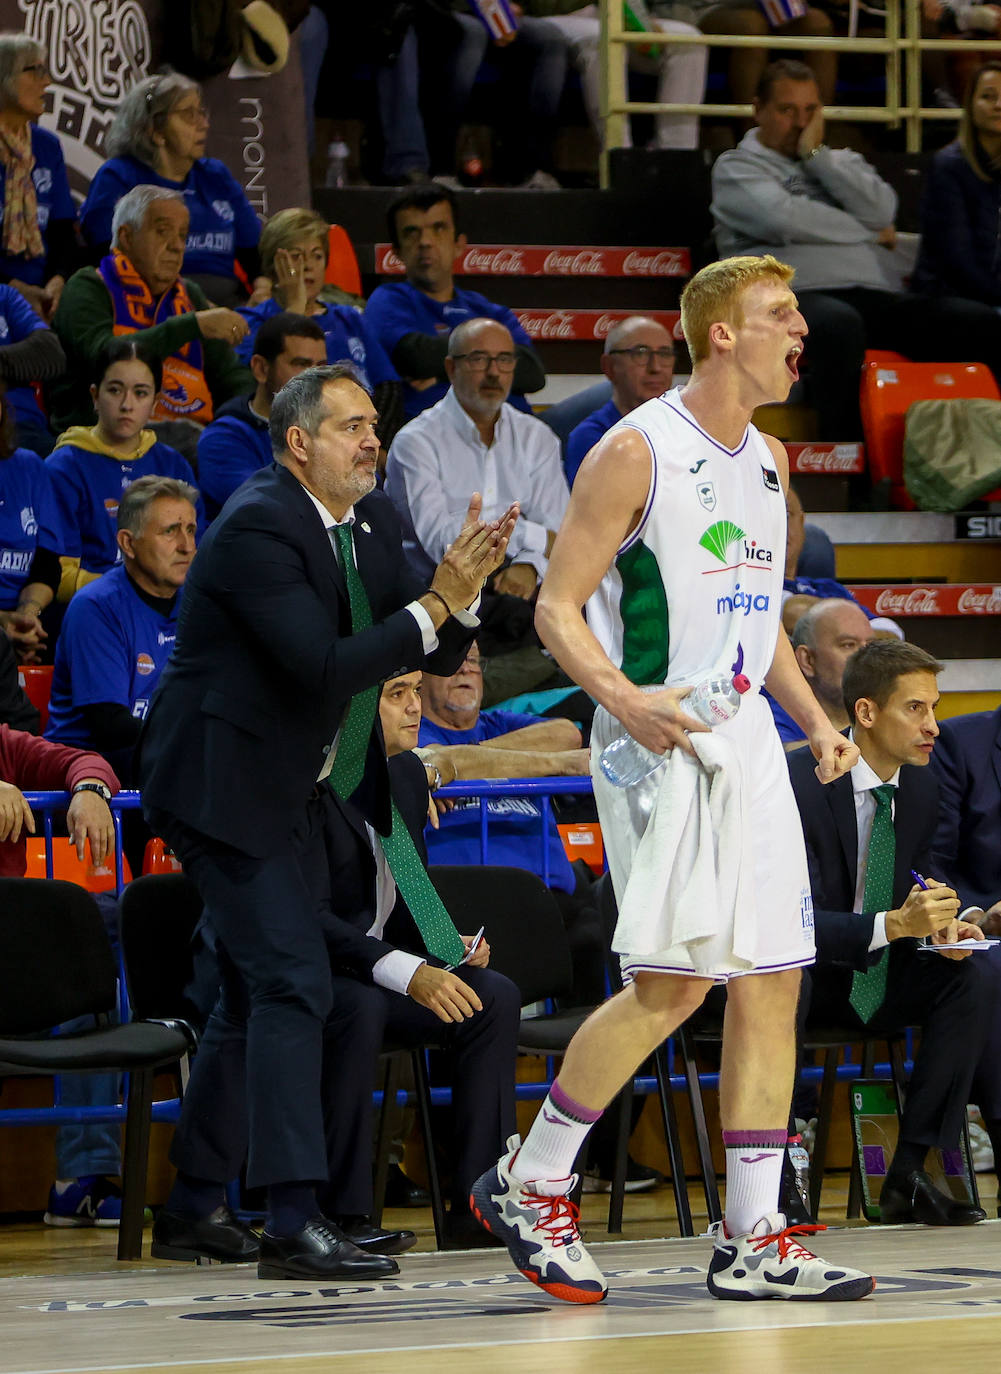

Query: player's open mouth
<box><xmin>785</xmin><ymin>345</ymin><xmax>802</xmax><ymax>381</ymax></box>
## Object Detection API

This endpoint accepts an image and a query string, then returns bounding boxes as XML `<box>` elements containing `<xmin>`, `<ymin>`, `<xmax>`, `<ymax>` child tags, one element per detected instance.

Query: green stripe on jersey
<box><xmin>616</xmin><ymin>540</ymin><xmax>669</xmax><ymax>685</ymax></box>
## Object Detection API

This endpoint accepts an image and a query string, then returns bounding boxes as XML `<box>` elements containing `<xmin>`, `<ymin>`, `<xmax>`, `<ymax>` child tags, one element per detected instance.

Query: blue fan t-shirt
<box><xmin>80</xmin><ymin>155</ymin><xmax>261</xmax><ymax>278</ymax></box>
<box><xmin>0</xmin><ymin>283</ymin><xmax>50</xmax><ymax>432</ymax></box>
<box><xmin>364</xmin><ymin>281</ymin><xmax>534</xmax><ymax>418</ymax></box>
<box><xmin>45</xmin><ymin>565</ymin><xmax>179</xmax><ymax>746</ymax></box>
<box><xmin>236</xmin><ymin>298</ymin><xmax>398</xmax><ymax>392</ymax></box>
<box><xmin>0</xmin><ymin>446</ymin><xmax>63</xmax><ymax>607</ymax></box>
<box><xmin>0</xmin><ymin>125</ymin><xmax>75</xmax><ymax>286</ymax></box>
<box><xmin>418</xmin><ymin>710</ymin><xmax>575</xmax><ymax>893</ymax></box>
<box><xmin>47</xmin><ymin>438</ymin><xmax>203</xmax><ymax>577</ymax></box>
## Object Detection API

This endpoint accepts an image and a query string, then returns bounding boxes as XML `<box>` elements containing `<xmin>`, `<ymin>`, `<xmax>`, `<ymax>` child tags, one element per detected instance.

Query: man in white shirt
<box><xmin>385</xmin><ymin>317</ymin><xmax>570</xmax><ymax>594</ymax></box>
<box><xmin>788</xmin><ymin>638</ymin><xmax>995</xmax><ymax>1225</ymax></box>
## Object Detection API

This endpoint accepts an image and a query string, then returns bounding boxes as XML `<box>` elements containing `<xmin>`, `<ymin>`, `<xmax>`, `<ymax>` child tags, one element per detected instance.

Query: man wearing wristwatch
<box><xmin>711</xmin><ymin>58</ymin><xmax>1001</xmax><ymax>441</ymax></box>
<box><xmin>0</xmin><ymin>721</ymin><xmax>121</xmax><ymax>1228</ymax></box>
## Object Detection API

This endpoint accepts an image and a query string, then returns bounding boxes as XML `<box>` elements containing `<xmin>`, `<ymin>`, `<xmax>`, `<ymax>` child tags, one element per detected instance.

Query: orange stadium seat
<box><xmin>24</xmin><ymin>838</ymin><xmax>132</xmax><ymax>893</ymax></box>
<box><xmin>557</xmin><ymin>821</ymin><xmax>604</xmax><ymax>875</ymax></box>
<box><xmin>860</xmin><ymin>354</ymin><xmax>1001</xmax><ymax>509</ymax></box>
<box><xmin>326</xmin><ymin>224</ymin><xmax>362</xmax><ymax>296</ymax></box>
<box><xmin>142</xmin><ymin>837</ymin><xmax>184</xmax><ymax>875</ymax></box>
<box><xmin>17</xmin><ymin>664</ymin><xmax>54</xmax><ymax>730</ymax></box>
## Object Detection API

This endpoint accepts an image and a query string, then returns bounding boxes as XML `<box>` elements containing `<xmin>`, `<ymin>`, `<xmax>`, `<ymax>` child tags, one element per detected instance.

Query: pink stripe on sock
<box><xmin>551</xmin><ymin>1078</ymin><xmax>603</xmax><ymax>1124</ymax></box>
<box><xmin>722</xmin><ymin>1129</ymin><xmax>787</xmax><ymax>1147</ymax></box>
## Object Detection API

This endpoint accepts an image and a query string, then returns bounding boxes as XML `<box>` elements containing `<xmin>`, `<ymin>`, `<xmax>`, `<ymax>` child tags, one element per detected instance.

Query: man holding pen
<box><xmin>788</xmin><ymin>639</ymin><xmax>993</xmax><ymax>1225</ymax></box>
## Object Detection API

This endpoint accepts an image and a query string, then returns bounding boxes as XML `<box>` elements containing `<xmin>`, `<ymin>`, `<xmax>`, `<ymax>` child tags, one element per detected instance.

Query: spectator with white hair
<box><xmin>49</xmin><ymin>185</ymin><xmax>251</xmax><ymax>437</ymax></box>
<box><xmin>80</xmin><ymin>69</ymin><xmax>263</xmax><ymax>308</ymax></box>
<box><xmin>0</xmin><ymin>32</ymin><xmax>77</xmax><ymax>320</ymax></box>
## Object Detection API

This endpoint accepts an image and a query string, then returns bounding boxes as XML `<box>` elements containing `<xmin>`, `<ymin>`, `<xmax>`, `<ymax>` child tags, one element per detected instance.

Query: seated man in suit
<box><xmin>930</xmin><ymin>704</ymin><xmax>1001</xmax><ymax>937</ymax></box>
<box><xmin>788</xmin><ymin>638</ymin><xmax>994</xmax><ymax>1224</ymax></box>
<box><xmin>312</xmin><ymin>668</ymin><xmax>520</xmax><ymax>1250</ymax></box>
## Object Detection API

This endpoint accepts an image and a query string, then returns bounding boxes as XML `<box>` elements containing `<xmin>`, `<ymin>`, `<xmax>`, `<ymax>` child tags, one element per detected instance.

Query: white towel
<box><xmin>610</xmin><ymin>729</ymin><xmax>759</xmax><ymax>972</ymax></box>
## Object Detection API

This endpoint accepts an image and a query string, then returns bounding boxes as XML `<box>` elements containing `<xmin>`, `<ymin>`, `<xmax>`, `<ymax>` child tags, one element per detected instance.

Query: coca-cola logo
<box><xmin>524</xmin><ymin>311</ymin><xmax>576</xmax><ymax>340</ymax></box>
<box><xmin>793</xmin><ymin>444</ymin><xmax>863</xmax><ymax>474</ymax></box>
<box><xmin>462</xmin><ymin>247</ymin><xmax>525</xmax><ymax>274</ymax></box>
<box><xmin>379</xmin><ymin>247</ymin><xmax>404</xmax><ymax>273</ymax></box>
<box><xmin>622</xmin><ymin>249</ymin><xmax>685</xmax><ymax>276</ymax></box>
<box><xmin>542</xmin><ymin>249</ymin><xmax>606</xmax><ymax>275</ymax></box>
<box><xmin>874</xmin><ymin>588</ymin><xmax>941</xmax><ymax>615</ymax></box>
<box><xmin>957</xmin><ymin>586</ymin><xmax>1001</xmax><ymax>613</ymax></box>
<box><xmin>594</xmin><ymin>314</ymin><xmax>618</xmax><ymax>340</ymax></box>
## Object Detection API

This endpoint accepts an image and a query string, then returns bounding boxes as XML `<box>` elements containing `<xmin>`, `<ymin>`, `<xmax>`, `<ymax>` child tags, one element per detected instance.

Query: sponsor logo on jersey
<box><xmin>20</xmin><ymin>506</ymin><xmax>37</xmax><ymax>537</ymax></box>
<box><xmin>801</xmin><ymin>891</ymin><xmax>815</xmax><ymax>932</ymax></box>
<box><xmin>696</xmin><ymin>481</ymin><xmax>716</xmax><ymax>512</ymax></box>
<box><xmin>699</xmin><ymin>521</ymin><xmax>773</xmax><ymax>570</ymax></box>
<box><xmin>762</xmin><ymin>465</ymin><xmax>780</xmax><ymax>492</ymax></box>
<box><xmin>699</xmin><ymin>520</ymin><xmax>744</xmax><ymax>562</ymax></box>
<box><xmin>136</xmin><ymin>652</ymin><xmax>155</xmax><ymax>676</ymax></box>
<box><xmin>716</xmin><ymin>582</ymin><xmax>771</xmax><ymax>617</ymax></box>
<box><xmin>212</xmin><ymin>199</ymin><xmax>235</xmax><ymax>222</ymax></box>
<box><xmin>132</xmin><ymin>699</ymin><xmax>150</xmax><ymax>719</ymax></box>
<box><xmin>689</xmin><ymin>458</ymin><xmax>707</xmax><ymax>474</ymax></box>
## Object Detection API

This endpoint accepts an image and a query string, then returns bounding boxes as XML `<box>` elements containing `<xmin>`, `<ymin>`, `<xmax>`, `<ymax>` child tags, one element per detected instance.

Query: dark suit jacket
<box><xmin>309</xmin><ymin>750</ymin><xmax>437</xmax><ymax>983</ymax></box>
<box><xmin>929</xmin><ymin>706</ymin><xmax>1001</xmax><ymax>913</ymax></box>
<box><xmin>138</xmin><ymin>462</ymin><xmax>472</xmax><ymax>856</ymax></box>
<box><xmin>787</xmin><ymin>748</ymin><xmax>941</xmax><ymax>974</ymax></box>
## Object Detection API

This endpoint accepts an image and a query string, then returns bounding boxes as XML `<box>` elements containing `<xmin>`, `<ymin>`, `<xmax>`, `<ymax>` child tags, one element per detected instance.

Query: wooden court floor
<box><xmin>2</xmin><ymin>1177</ymin><xmax>1001</xmax><ymax>1374</ymax></box>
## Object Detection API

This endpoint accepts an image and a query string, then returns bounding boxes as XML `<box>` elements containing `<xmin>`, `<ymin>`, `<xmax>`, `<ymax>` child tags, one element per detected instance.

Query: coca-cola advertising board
<box><xmin>512</xmin><ymin>308</ymin><xmax>680</xmax><ymax>342</ymax></box>
<box><xmin>6</xmin><ymin>0</ymin><xmax>308</xmax><ymax>219</ymax></box>
<box><xmin>374</xmin><ymin>243</ymin><xmax>691</xmax><ymax>278</ymax></box>
<box><xmin>847</xmin><ymin>585</ymin><xmax>1001</xmax><ymax>616</ymax></box>
<box><xmin>786</xmin><ymin>442</ymin><xmax>865</xmax><ymax>475</ymax></box>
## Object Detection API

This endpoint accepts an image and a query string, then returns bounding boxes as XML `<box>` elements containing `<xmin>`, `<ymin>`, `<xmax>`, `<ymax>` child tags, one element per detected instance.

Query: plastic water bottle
<box><xmin>598</xmin><ymin>673</ymin><xmax>751</xmax><ymax>788</ymax></box>
<box><xmin>686</xmin><ymin>672</ymin><xmax>751</xmax><ymax>726</ymax></box>
<box><xmin>787</xmin><ymin>1133</ymin><xmax>811</xmax><ymax>1213</ymax></box>
<box><xmin>325</xmin><ymin>138</ymin><xmax>349</xmax><ymax>189</ymax></box>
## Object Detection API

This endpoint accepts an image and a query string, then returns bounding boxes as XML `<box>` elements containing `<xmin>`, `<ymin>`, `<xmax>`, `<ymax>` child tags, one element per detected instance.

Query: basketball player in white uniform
<box><xmin>471</xmin><ymin>256</ymin><xmax>874</xmax><ymax>1304</ymax></box>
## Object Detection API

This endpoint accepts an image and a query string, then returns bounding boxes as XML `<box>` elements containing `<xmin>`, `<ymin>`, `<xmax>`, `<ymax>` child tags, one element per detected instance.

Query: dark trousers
<box><xmin>319</xmin><ymin>966</ymin><xmax>520</xmax><ymax>1215</ymax></box>
<box><xmin>147</xmin><ymin>808</ymin><xmax>332</xmax><ymax>1189</ymax></box>
<box><xmin>796</xmin><ymin>287</ymin><xmax>1001</xmax><ymax>441</ymax></box>
<box><xmin>803</xmin><ymin>941</ymin><xmax>994</xmax><ymax>1150</ymax></box>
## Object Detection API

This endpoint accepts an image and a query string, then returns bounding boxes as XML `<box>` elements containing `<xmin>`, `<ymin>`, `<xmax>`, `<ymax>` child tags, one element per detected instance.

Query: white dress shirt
<box><xmin>384</xmin><ymin>387</ymin><xmax>570</xmax><ymax>581</ymax></box>
<box><xmin>849</xmin><ymin>746</ymin><xmax>901</xmax><ymax>951</ymax></box>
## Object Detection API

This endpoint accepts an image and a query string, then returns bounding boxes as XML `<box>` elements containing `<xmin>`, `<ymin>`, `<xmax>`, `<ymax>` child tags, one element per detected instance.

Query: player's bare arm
<box><xmin>536</xmin><ymin>428</ymin><xmax>707</xmax><ymax>756</ymax></box>
<box><xmin>761</xmin><ymin>433</ymin><xmax>859</xmax><ymax>782</ymax></box>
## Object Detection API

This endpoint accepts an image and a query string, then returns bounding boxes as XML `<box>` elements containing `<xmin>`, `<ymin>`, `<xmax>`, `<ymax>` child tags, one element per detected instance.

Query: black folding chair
<box><xmin>0</xmin><ymin>878</ymin><xmax>194</xmax><ymax>1260</ymax></box>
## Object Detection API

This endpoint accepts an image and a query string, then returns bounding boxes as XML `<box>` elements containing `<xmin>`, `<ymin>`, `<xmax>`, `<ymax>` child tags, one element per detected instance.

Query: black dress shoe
<box><xmin>879</xmin><ymin>1170</ymin><xmax>987</xmax><ymax>1226</ymax></box>
<box><xmin>336</xmin><ymin>1215</ymin><xmax>417</xmax><ymax>1255</ymax></box>
<box><xmin>384</xmin><ymin>1164</ymin><xmax>431</xmax><ymax>1208</ymax></box>
<box><xmin>258</xmin><ymin>1218</ymin><xmax>401</xmax><ymax>1279</ymax></box>
<box><xmin>151</xmin><ymin>1205</ymin><xmax>260</xmax><ymax>1262</ymax></box>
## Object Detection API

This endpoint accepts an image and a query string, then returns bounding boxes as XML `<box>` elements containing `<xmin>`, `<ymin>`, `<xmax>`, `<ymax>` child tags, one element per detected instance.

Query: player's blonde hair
<box><xmin>681</xmin><ymin>255</ymin><xmax>795</xmax><ymax>363</ymax></box>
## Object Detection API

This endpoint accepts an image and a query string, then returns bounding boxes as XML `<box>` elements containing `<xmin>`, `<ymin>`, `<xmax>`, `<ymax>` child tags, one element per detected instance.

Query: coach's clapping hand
<box><xmin>425</xmin><ymin>493</ymin><xmax>519</xmax><ymax>618</ymax></box>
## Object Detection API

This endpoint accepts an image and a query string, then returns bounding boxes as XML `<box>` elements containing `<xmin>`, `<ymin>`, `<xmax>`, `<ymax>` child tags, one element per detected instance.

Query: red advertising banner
<box><xmin>848</xmin><ymin>585</ymin><xmax>1001</xmax><ymax>616</ymax></box>
<box><xmin>786</xmin><ymin>442</ymin><xmax>866</xmax><ymax>475</ymax></box>
<box><xmin>513</xmin><ymin>308</ymin><xmax>681</xmax><ymax>341</ymax></box>
<box><xmin>374</xmin><ymin>244</ymin><xmax>691</xmax><ymax>278</ymax></box>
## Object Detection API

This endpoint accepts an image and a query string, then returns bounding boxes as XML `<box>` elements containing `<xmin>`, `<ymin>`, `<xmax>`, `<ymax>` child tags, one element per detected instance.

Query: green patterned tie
<box><xmin>378</xmin><ymin>800</ymin><xmax>466</xmax><ymax>965</ymax></box>
<box><xmin>327</xmin><ymin>523</ymin><xmax>379</xmax><ymax>800</ymax></box>
<box><xmin>849</xmin><ymin>784</ymin><xmax>896</xmax><ymax>1023</ymax></box>
<box><xmin>325</xmin><ymin>524</ymin><xmax>465</xmax><ymax>966</ymax></box>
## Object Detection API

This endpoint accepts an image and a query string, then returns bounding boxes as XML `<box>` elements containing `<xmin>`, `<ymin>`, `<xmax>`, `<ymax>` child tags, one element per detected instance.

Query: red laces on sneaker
<box><xmin>751</xmin><ymin>1221</ymin><xmax>827</xmax><ymax>1261</ymax></box>
<box><xmin>524</xmin><ymin>1191</ymin><xmax>582</xmax><ymax>1247</ymax></box>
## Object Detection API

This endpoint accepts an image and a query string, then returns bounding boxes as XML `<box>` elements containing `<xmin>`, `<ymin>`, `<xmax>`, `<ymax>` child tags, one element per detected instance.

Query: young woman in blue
<box><xmin>80</xmin><ymin>70</ymin><xmax>262</xmax><ymax>308</ymax></box>
<box><xmin>0</xmin><ymin>380</ymin><xmax>62</xmax><ymax>660</ymax></box>
<box><xmin>48</xmin><ymin>338</ymin><xmax>203</xmax><ymax>601</ymax></box>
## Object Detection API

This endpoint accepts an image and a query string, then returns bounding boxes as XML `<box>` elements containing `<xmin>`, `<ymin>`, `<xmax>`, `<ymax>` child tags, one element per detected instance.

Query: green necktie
<box><xmin>325</xmin><ymin>524</ymin><xmax>465</xmax><ymax>966</ymax></box>
<box><xmin>327</xmin><ymin>523</ymin><xmax>379</xmax><ymax>800</ymax></box>
<box><xmin>379</xmin><ymin>800</ymin><xmax>466</xmax><ymax>965</ymax></box>
<box><xmin>849</xmin><ymin>784</ymin><xmax>896</xmax><ymax>1023</ymax></box>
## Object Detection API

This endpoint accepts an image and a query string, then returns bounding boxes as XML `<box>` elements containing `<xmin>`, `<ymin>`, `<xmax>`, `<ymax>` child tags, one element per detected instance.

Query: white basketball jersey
<box><xmin>586</xmin><ymin>387</ymin><xmax>787</xmax><ymax>691</ymax></box>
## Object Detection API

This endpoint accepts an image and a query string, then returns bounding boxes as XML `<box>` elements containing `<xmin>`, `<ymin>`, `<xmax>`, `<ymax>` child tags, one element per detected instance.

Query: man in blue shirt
<box><xmin>196</xmin><ymin>312</ymin><xmax>327</xmax><ymax>518</ymax></box>
<box><xmin>365</xmin><ymin>185</ymin><xmax>545</xmax><ymax>419</ymax></box>
<box><xmin>565</xmin><ymin>316</ymin><xmax>677</xmax><ymax>486</ymax></box>
<box><xmin>46</xmin><ymin>475</ymin><xmax>197</xmax><ymax>786</ymax></box>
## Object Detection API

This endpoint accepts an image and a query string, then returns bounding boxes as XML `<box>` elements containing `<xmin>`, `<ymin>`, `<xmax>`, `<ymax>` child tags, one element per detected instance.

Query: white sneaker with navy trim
<box><xmin>469</xmin><ymin>1136</ymin><xmax>607</xmax><ymax>1304</ymax></box>
<box><xmin>707</xmin><ymin>1212</ymin><xmax>875</xmax><ymax>1301</ymax></box>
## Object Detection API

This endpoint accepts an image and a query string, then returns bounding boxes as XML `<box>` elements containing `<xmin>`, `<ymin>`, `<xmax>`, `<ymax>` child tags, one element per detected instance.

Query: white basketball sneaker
<box><xmin>469</xmin><ymin>1136</ymin><xmax>608</xmax><ymax>1304</ymax></box>
<box><xmin>707</xmin><ymin>1211</ymin><xmax>875</xmax><ymax>1301</ymax></box>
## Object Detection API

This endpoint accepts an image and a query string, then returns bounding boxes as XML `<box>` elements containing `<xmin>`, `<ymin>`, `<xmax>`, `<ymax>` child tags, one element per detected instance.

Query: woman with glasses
<box><xmin>80</xmin><ymin>69</ymin><xmax>263</xmax><ymax>308</ymax></box>
<box><xmin>0</xmin><ymin>33</ymin><xmax>77</xmax><ymax>322</ymax></box>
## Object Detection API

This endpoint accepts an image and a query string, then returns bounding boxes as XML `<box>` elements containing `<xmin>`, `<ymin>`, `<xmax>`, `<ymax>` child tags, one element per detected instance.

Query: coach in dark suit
<box><xmin>311</xmin><ymin>668</ymin><xmax>519</xmax><ymax>1250</ymax></box>
<box><xmin>788</xmin><ymin>639</ymin><xmax>992</xmax><ymax>1225</ymax></box>
<box><xmin>930</xmin><ymin>705</ymin><xmax>1001</xmax><ymax>929</ymax></box>
<box><xmin>138</xmin><ymin>363</ymin><xmax>516</xmax><ymax>1279</ymax></box>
